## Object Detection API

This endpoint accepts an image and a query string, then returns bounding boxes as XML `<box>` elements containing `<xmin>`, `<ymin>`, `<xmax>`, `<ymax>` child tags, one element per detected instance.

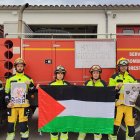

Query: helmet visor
<box><xmin>92</xmin><ymin>65</ymin><xmax>101</xmax><ymax>70</ymax></box>
<box><xmin>55</xmin><ymin>66</ymin><xmax>66</xmax><ymax>74</ymax></box>
<box><xmin>90</xmin><ymin>65</ymin><xmax>101</xmax><ymax>73</ymax></box>
<box><xmin>56</xmin><ymin>69</ymin><xmax>65</xmax><ymax>74</ymax></box>
<box><xmin>119</xmin><ymin>60</ymin><xmax>129</xmax><ymax>66</ymax></box>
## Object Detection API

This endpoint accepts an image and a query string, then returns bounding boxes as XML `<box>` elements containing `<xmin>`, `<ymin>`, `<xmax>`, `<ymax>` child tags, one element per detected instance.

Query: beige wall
<box><xmin>0</xmin><ymin>9</ymin><xmax>140</xmax><ymax>38</ymax></box>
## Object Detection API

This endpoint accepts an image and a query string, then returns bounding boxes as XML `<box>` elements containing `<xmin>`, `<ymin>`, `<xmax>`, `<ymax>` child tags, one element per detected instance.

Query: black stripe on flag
<box><xmin>40</xmin><ymin>85</ymin><xmax>115</xmax><ymax>102</ymax></box>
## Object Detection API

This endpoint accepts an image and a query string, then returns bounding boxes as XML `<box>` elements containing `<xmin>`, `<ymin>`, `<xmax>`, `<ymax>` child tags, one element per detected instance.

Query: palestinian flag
<box><xmin>38</xmin><ymin>85</ymin><xmax>115</xmax><ymax>134</ymax></box>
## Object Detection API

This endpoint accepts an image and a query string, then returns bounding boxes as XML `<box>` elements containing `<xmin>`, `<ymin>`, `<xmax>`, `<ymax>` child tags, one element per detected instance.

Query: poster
<box><xmin>124</xmin><ymin>83</ymin><xmax>140</xmax><ymax>106</ymax></box>
<box><xmin>75</xmin><ymin>40</ymin><xmax>116</xmax><ymax>68</ymax></box>
<box><xmin>11</xmin><ymin>82</ymin><xmax>27</xmax><ymax>106</ymax></box>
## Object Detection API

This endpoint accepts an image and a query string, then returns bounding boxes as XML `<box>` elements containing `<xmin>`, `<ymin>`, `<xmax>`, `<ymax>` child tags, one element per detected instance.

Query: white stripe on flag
<box><xmin>58</xmin><ymin>100</ymin><xmax>115</xmax><ymax>118</ymax></box>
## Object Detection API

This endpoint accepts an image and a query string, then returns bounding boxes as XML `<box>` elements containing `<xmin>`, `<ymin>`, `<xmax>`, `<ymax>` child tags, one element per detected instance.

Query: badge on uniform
<box><xmin>11</xmin><ymin>82</ymin><xmax>27</xmax><ymax>107</ymax></box>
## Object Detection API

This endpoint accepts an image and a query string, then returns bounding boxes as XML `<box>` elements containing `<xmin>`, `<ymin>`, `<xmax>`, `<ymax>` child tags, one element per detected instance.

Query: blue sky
<box><xmin>0</xmin><ymin>0</ymin><xmax>139</xmax><ymax>5</ymax></box>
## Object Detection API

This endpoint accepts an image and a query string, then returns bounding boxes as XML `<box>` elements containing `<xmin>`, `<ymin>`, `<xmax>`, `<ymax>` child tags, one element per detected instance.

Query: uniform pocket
<box><xmin>24</xmin><ymin>107</ymin><xmax>30</xmax><ymax>117</ymax></box>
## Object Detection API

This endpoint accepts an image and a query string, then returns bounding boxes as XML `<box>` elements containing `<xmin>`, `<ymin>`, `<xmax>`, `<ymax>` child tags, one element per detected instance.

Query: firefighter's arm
<box><xmin>5</xmin><ymin>78</ymin><xmax>10</xmax><ymax>103</ymax></box>
<box><xmin>0</xmin><ymin>81</ymin><xmax>5</xmax><ymax>105</ymax></box>
<box><xmin>25</xmin><ymin>79</ymin><xmax>36</xmax><ymax>92</ymax></box>
<box><xmin>108</xmin><ymin>77</ymin><xmax>116</xmax><ymax>87</ymax></box>
<box><xmin>115</xmin><ymin>83</ymin><xmax>123</xmax><ymax>90</ymax></box>
<box><xmin>5</xmin><ymin>78</ymin><xmax>14</xmax><ymax>108</ymax></box>
<box><xmin>109</xmin><ymin>77</ymin><xmax>121</xmax><ymax>99</ymax></box>
<box><xmin>109</xmin><ymin>78</ymin><xmax>123</xmax><ymax>90</ymax></box>
<box><xmin>25</xmin><ymin>79</ymin><xmax>37</xmax><ymax>104</ymax></box>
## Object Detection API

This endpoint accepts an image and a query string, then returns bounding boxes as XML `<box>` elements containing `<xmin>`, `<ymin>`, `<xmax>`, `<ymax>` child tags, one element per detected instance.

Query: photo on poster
<box><xmin>11</xmin><ymin>82</ymin><xmax>27</xmax><ymax>106</ymax></box>
<box><xmin>124</xmin><ymin>83</ymin><xmax>140</xmax><ymax>106</ymax></box>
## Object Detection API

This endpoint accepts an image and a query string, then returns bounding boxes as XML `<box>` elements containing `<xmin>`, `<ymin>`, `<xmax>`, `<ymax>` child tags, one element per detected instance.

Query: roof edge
<box><xmin>0</xmin><ymin>4</ymin><xmax>140</xmax><ymax>10</ymax></box>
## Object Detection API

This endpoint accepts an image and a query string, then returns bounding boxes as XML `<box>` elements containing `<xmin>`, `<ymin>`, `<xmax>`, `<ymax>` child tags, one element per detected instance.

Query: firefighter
<box><xmin>78</xmin><ymin>65</ymin><xmax>107</xmax><ymax>140</ymax></box>
<box><xmin>49</xmin><ymin>65</ymin><xmax>70</xmax><ymax>140</ymax></box>
<box><xmin>108</xmin><ymin>57</ymin><xmax>137</xmax><ymax>140</ymax></box>
<box><xmin>5</xmin><ymin>58</ymin><xmax>35</xmax><ymax>140</ymax></box>
<box><xmin>0</xmin><ymin>80</ymin><xmax>5</xmax><ymax>115</ymax></box>
<box><xmin>0</xmin><ymin>80</ymin><xmax>3</xmax><ymax>92</ymax></box>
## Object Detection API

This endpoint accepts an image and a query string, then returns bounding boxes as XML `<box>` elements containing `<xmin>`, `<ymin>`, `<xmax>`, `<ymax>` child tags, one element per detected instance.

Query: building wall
<box><xmin>0</xmin><ymin>9</ymin><xmax>140</xmax><ymax>38</ymax></box>
<box><xmin>107</xmin><ymin>10</ymin><xmax>140</xmax><ymax>38</ymax></box>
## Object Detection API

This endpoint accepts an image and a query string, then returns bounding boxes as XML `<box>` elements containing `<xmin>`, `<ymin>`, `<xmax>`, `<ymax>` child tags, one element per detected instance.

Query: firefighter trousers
<box><xmin>112</xmin><ymin>105</ymin><xmax>135</xmax><ymax>138</ymax></box>
<box><xmin>6</xmin><ymin>107</ymin><xmax>30</xmax><ymax>140</ymax></box>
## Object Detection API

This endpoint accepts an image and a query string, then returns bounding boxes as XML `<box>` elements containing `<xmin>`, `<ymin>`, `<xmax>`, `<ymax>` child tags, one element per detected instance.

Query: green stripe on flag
<box><xmin>39</xmin><ymin>116</ymin><xmax>114</xmax><ymax>134</ymax></box>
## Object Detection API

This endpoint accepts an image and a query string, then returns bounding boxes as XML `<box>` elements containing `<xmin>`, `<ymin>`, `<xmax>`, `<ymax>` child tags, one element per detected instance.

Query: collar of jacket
<box><xmin>16</xmin><ymin>72</ymin><xmax>24</xmax><ymax>76</ymax></box>
<box><xmin>119</xmin><ymin>71</ymin><xmax>129</xmax><ymax>77</ymax></box>
<box><xmin>90</xmin><ymin>78</ymin><xmax>101</xmax><ymax>83</ymax></box>
<box><xmin>56</xmin><ymin>79</ymin><xmax>64</xmax><ymax>82</ymax></box>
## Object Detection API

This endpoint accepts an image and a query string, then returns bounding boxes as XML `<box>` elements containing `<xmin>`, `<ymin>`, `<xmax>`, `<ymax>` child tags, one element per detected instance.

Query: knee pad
<box><xmin>62</xmin><ymin>132</ymin><xmax>67</xmax><ymax>134</ymax></box>
<box><xmin>128</xmin><ymin>126</ymin><xmax>135</xmax><ymax>137</ymax></box>
<box><xmin>7</xmin><ymin>123</ymin><xmax>15</xmax><ymax>133</ymax></box>
<box><xmin>19</xmin><ymin>122</ymin><xmax>28</xmax><ymax>133</ymax></box>
<box><xmin>51</xmin><ymin>132</ymin><xmax>59</xmax><ymax>136</ymax></box>
<box><xmin>78</xmin><ymin>133</ymin><xmax>86</xmax><ymax>140</ymax></box>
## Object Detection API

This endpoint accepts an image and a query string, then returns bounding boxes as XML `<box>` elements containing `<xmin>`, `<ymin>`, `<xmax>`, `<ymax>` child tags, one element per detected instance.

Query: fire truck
<box><xmin>0</xmin><ymin>25</ymin><xmax>140</xmax><ymax>136</ymax></box>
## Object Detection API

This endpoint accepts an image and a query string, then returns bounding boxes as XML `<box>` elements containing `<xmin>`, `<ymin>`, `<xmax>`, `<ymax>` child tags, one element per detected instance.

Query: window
<box><xmin>123</xmin><ymin>29</ymin><xmax>134</xmax><ymax>34</ymax></box>
<box><xmin>29</xmin><ymin>25</ymin><xmax>97</xmax><ymax>38</ymax></box>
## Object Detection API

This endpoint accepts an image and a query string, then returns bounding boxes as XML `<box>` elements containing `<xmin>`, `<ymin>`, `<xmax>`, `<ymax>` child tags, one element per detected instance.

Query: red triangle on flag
<box><xmin>38</xmin><ymin>87</ymin><xmax>65</xmax><ymax>129</ymax></box>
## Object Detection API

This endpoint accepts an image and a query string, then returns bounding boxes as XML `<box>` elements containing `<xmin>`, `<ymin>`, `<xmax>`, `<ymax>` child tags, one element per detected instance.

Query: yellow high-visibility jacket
<box><xmin>5</xmin><ymin>72</ymin><xmax>35</xmax><ymax>107</ymax></box>
<box><xmin>109</xmin><ymin>71</ymin><xmax>137</xmax><ymax>106</ymax></box>
<box><xmin>49</xmin><ymin>79</ymin><xmax>70</xmax><ymax>85</ymax></box>
<box><xmin>85</xmin><ymin>78</ymin><xmax>107</xmax><ymax>87</ymax></box>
